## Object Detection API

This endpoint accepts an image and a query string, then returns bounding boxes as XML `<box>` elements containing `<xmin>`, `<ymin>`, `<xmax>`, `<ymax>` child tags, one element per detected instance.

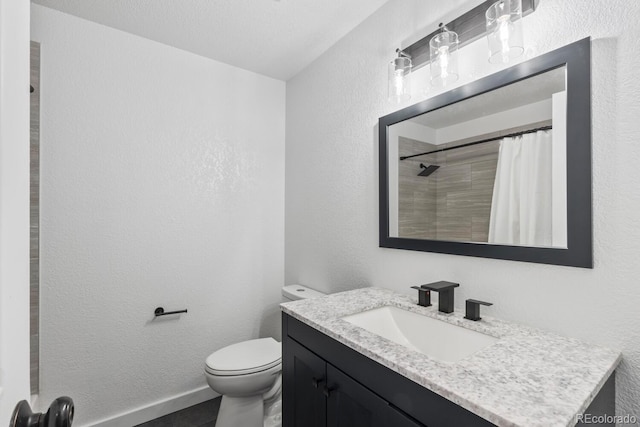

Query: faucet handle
<box><xmin>464</xmin><ymin>299</ymin><xmax>493</xmax><ymax>321</ymax></box>
<box><xmin>411</xmin><ymin>286</ymin><xmax>432</xmax><ymax>307</ymax></box>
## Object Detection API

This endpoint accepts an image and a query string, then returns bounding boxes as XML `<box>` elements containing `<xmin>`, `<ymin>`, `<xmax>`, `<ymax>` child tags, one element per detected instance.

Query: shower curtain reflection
<box><xmin>488</xmin><ymin>130</ymin><xmax>553</xmax><ymax>246</ymax></box>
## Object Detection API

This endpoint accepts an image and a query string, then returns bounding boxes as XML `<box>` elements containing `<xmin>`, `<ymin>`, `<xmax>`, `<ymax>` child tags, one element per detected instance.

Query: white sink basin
<box><xmin>342</xmin><ymin>306</ymin><xmax>498</xmax><ymax>363</ymax></box>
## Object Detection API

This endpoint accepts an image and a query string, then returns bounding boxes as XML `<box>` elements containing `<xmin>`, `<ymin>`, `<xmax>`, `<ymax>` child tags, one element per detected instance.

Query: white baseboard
<box><xmin>81</xmin><ymin>386</ymin><xmax>219</xmax><ymax>427</ymax></box>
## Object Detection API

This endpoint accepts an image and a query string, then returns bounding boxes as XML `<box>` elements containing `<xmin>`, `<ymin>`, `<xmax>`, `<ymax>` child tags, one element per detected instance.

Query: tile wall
<box><xmin>398</xmin><ymin>137</ymin><xmax>498</xmax><ymax>242</ymax></box>
<box><xmin>30</xmin><ymin>41</ymin><xmax>40</xmax><ymax>395</ymax></box>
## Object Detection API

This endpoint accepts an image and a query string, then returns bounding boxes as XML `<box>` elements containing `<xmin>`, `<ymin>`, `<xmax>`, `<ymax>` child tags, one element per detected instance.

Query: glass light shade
<box><xmin>430</xmin><ymin>29</ymin><xmax>459</xmax><ymax>88</ymax></box>
<box><xmin>486</xmin><ymin>0</ymin><xmax>524</xmax><ymax>64</ymax></box>
<box><xmin>388</xmin><ymin>56</ymin><xmax>412</xmax><ymax>104</ymax></box>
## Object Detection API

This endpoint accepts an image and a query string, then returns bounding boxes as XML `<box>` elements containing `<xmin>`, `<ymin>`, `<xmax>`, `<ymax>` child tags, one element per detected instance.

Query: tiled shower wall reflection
<box><xmin>398</xmin><ymin>137</ymin><xmax>499</xmax><ymax>242</ymax></box>
<box><xmin>397</xmin><ymin>120</ymin><xmax>552</xmax><ymax>242</ymax></box>
<box><xmin>398</xmin><ymin>138</ymin><xmax>438</xmax><ymax>238</ymax></box>
<box><xmin>31</xmin><ymin>41</ymin><xmax>40</xmax><ymax>395</ymax></box>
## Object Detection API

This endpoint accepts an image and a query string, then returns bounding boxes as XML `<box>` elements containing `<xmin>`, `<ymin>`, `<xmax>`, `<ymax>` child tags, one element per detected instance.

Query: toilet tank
<box><xmin>282</xmin><ymin>284</ymin><xmax>326</xmax><ymax>302</ymax></box>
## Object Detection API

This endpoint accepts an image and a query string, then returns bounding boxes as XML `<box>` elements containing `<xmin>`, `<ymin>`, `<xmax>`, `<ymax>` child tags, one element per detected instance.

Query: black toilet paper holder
<box><xmin>154</xmin><ymin>307</ymin><xmax>188</xmax><ymax>317</ymax></box>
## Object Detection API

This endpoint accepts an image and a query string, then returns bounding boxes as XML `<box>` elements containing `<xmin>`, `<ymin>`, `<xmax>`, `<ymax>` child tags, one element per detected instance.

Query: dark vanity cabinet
<box><xmin>282</xmin><ymin>313</ymin><xmax>495</xmax><ymax>427</ymax></box>
<box><xmin>285</xmin><ymin>337</ymin><xmax>421</xmax><ymax>427</ymax></box>
<box><xmin>285</xmin><ymin>338</ymin><xmax>326</xmax><ymax>427</ymax></box>
<box><xmin>283</xmin><ymin>312</ymin><xmax>616</xmax><ymax>427</ymax></box>
<box><xmin>326</xmin><ymin>364</ymin><xmax>423</xmax><ymax>427</ymax></box>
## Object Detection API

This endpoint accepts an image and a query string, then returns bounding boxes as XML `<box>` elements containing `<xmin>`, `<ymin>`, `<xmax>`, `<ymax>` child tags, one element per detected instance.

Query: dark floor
<box><xmin>135</xmin><ymin>397</ymin><xmax>222</xmax><ymax>427</ymax></box>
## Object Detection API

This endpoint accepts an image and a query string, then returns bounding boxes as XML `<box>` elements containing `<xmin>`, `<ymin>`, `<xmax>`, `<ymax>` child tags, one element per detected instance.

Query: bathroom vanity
<box><xmin>281</xmin><ymin>288</ymin><xmax>620</xmax><ymax>427</ymax></box>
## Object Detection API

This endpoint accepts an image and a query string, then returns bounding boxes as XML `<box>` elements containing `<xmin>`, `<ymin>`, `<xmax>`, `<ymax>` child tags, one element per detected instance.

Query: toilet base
<box><xmin>215</xmin><ymin>395</ymin><xmax>263</xmax><ymax>427</ymax></box>
<box><xmin>263</xmin><ymin>395</ymin><xmax>282</xmax><ymax>427</ymax></box>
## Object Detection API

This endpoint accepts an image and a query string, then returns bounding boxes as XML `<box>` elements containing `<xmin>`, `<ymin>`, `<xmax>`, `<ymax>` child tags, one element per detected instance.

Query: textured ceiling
<box><xmin>31</xmin><ymin>0</ymin><xmax>390</xmax><ymax>80</ymax></box>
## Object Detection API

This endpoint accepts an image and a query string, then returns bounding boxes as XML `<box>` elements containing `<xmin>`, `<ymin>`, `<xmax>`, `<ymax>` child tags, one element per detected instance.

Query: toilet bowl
<box><xmin>205</xmin><ymin>284</ymin><xmax>326</xmax><ymax>427</ymax></box>
<box><xmin>205</xmin><ymin>338</ymin><xmax>281</xmax><ymax>427</ymax></box>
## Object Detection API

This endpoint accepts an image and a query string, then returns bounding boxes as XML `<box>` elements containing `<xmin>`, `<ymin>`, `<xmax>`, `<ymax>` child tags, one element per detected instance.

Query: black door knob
<box><xmin>311</xmin><ymin>377</ymin><xmax>325</xmax><ymax>388</ymax></box>
<box><xmin>44</xmin><ymin>397</ymin><xmax>74</xmax><ymax>427</ymax></box>
<box><xmin>11</xmin><ymin>397</ymin><xmax>74</xmax><ymax>427</ymax></box>
<box><xmin>322</xmin><ymin>384</ymin><xmax>337</xmax><ymax>398</ymax></box>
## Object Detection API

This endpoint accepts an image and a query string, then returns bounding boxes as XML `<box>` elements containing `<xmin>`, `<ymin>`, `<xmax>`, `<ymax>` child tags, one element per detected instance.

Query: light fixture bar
<box><xmin>402</xmin><ymin>0</ymin><xmax>537</xmax><ymax>70</ymax></box>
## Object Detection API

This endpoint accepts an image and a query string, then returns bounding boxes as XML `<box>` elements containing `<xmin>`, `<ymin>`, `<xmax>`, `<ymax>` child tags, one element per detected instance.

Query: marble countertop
<box><xmin>280</xmin><ymin>287</ymin><xmax>621</xmax><ymax>427</ymax></box>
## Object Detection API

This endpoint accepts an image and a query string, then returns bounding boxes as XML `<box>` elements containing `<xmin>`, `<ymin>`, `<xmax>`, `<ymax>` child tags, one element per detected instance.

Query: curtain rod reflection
<box><xmin>399</xmin><ymin>125</ymin><xmax>553</xmax><ymax>161</ymax></box>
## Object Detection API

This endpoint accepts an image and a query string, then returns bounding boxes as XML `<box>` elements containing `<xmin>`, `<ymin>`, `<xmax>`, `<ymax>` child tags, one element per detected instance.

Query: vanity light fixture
<box><xmin>486</xmin><ymin>0</ymin><xmax>524</xmax><ymax>64</ymax></box>
<box><xmin>390</xmin><ymin>0</ymin><xmax>537</xmax><ymax>75</ymax></box>
<box><xmin>388</xmin><ymin>49</ymin><xmax>412</xmax><ymax>104</ymax></box>
<box><xmin>430</xmin><ymin>24</ymin><xmax>459</xmax><ymax>87</ymax></box>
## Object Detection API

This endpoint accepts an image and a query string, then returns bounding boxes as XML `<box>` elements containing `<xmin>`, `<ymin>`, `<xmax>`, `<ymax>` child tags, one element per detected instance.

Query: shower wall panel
<box><xmin>397</xmin><ymin>138</ymin><xmax>499</xmax><ymax>243</ymax></box>
<box><xmin>30</xmin><ymin>40</ymin><xmax>40</xmax><ymax>395</ymax></box>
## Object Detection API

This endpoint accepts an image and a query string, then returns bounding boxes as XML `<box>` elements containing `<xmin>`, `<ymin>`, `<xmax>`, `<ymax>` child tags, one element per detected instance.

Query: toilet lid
<box><xmin>205</xmin><ymin>338</ymin><xmax>281</xmax><ymax>376</ymax></box>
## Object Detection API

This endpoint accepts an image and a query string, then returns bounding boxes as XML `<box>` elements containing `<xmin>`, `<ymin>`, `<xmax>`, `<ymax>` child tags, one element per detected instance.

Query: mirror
<box><xmin>379</xmin><ymin>38</ymin><xmax>592</xmax><ymax>268</ymax></box>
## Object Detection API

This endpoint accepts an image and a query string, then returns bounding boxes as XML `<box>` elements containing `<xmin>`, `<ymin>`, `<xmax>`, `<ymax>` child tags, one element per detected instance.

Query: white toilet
<box><xmin>205</xmin><ymin>284</ymin><xmax>326</xmax><ymax>427</ymax></box>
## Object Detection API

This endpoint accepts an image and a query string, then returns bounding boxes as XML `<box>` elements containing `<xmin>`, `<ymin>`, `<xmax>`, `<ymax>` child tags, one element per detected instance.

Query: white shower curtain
<box><xmin>488</xmin><ymin>130</ymin><xmax>553</xmax><ymax>246</ymax></box>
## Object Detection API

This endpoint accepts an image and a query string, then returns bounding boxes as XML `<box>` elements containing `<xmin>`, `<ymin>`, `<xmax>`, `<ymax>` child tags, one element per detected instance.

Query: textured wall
<box><xmin>0</xmin><ymin>0</ymin><xmax>31</xmax><ymax>421</ymax></box>
<box><xmin>32</xmin><ymin>5</ymin><xmax>285</xmax><ymax>425</ymax></box>
<box><xmin>286</xmin><ymin>0</ymin><xmax>640</xmax><ymax>419</ymax></box>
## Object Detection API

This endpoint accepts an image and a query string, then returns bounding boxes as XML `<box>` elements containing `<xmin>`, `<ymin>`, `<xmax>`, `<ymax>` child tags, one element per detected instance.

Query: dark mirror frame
<box><xmin>379</xmin><ymin>37</ymin><xmax>592</xmax><ymax>268</ymax></box>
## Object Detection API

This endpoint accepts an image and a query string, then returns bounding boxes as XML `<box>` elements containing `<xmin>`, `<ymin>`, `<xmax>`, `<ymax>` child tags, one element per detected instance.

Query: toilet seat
<box><xmin>206</xmin><ymin>338</ymin><xmax>281</xmax><ymax>376</ymax></box>
<box><xmin>205</xmin><ymin>359</ymin><xmax>281</xmax><ymax>376</ymax></box>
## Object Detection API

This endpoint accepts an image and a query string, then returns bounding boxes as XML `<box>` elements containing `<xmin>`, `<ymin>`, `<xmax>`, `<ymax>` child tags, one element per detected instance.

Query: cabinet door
<box><xmin>326</xmin><ymin>365</ymin><xmax>424</xmax><ymax>427</ymax></box>
<box><xmin>283</xmin><ymin>338</ymin><xmax>327</xmax><ymax>427</ymax></box>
